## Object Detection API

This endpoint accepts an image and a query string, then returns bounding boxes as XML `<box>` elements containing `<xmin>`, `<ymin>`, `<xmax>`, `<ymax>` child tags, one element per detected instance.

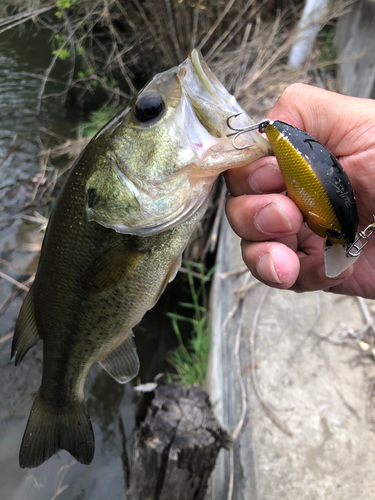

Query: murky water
<box><xmin>0</xmin><ymin>25</ymin><xmax>182</xmax><ymax>500</ymax></box>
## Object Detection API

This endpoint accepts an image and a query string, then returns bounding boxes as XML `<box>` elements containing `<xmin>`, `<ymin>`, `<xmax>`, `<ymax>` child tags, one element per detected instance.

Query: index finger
<box><xmin>224</xmin><ymin>156</ymin><xmax>284</xmax><ymax>196</ymax></box>
<box><xmin>267</xmin><ymin>83</ymin><xmax>375</xmax><ymax>157</ymax></box>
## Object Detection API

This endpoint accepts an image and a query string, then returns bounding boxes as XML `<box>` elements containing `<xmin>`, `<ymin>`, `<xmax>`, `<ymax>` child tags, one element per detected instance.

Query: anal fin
<box><xmin>99</xmin><ymin>333</ymin><xmax>139</xmax><ymax>384</ymax></box>
<box><xmin>11</xmin><ymin>283</ymin><xmax>42</xmax><ymax>365</ymax></box>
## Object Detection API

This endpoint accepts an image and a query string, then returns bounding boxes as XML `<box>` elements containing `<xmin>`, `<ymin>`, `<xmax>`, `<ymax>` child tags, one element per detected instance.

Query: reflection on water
<box><xmin>0</xmin><ymin>27</ymin><xmax>80</xmax><ymax>190</ymax></box>
<box><xmin>0</xmin><ymin>24</ymin><xmax>80</xmax><ymax>337</ymax></box>
<box><xmin>0</xmin><ymin>26</ymin><xmax>135</xmax><ymax>500</ymax></box>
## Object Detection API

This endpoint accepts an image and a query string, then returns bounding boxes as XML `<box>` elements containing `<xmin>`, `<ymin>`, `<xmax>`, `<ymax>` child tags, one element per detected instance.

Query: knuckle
<box><xmin>277</xmin><ymin>83</ymin><xmax>310</xmax><ymax>106</ymax></box>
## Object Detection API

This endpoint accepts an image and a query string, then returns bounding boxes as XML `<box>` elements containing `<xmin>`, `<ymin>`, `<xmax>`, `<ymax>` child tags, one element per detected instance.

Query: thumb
<box><xmin>266</xmin><ymin>83</ymin><xmax>374</xmax><ymax>157</ymax></box>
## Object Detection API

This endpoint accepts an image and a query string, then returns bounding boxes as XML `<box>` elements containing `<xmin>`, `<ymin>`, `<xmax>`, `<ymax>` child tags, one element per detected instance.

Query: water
<box><xmin>0</xmin><ymin>25</ymin><xmax>80</xmax><ymax>336</ymax></box>
<box><xmin>0</xmin><ymin>25</ymin><xmax>182</xmax><ymax>500</ymax></box>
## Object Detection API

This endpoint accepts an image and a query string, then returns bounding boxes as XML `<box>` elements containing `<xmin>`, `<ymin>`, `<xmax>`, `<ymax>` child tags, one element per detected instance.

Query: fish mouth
<box><xmin>179</xmin><ymin>48</ymin><xmax>271</xmax><ymax>148</ymax></box>
<box><xmin>189</xmin><ymin>49</ymin><xmax>233</xmax><ymax>109</ymax></box>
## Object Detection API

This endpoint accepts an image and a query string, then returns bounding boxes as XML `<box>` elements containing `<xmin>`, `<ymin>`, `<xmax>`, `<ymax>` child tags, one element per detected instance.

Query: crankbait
<box><xmin>227</xmin><ymin>115</ymin><xmax>360</xmax><ymax>278</ymax></box>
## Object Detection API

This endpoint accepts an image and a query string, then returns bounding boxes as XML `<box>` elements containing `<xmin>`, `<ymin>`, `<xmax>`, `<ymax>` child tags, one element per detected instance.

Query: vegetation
<box><xmin>0</xmin><ymin>0</ymin><xmax>350</xmax><ymax>117</ymax></box>
<box><xmin>316</xmin><ymin>23</ymin><xmax>338</xmax><ymax>76</ymax></box>
<box><xmin>79</xmin><ymin>104</ymin><xmax>120</xmax><ymax>137</ymax></box>
<box><xmin>166</xmin><ymin>261</ymin><xmax>216</xmax><ymax>388</ymax></box>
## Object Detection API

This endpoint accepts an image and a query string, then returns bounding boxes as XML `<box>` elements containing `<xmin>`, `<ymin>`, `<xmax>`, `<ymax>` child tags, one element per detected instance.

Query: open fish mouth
<box><xmin>182</xmin><ymin>49</ymin><xmax>270</xmax><ymax>143</ymax></box>
<box><xmin>189</xmin><ymin>49</ymin><xmax>235</xmax><ymax>109</ymax></box>
<box><xmin>179</xmin><ymin>49</ymin><xmax>244</xmax><ymax>139</ymax></box>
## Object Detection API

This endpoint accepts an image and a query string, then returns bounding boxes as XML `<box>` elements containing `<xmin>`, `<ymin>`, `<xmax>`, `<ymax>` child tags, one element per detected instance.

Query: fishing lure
<box><xmin>227</xmin><ymin>115</ymin><xmax>360</xmax><ymax>278</ymax></box>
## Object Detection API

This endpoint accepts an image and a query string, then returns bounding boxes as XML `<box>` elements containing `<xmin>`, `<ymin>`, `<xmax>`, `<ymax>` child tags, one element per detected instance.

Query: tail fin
<box><xmin>19</xmin><ymin>391</ymin><xmax>95</xmax><ymax>469</ymax></box>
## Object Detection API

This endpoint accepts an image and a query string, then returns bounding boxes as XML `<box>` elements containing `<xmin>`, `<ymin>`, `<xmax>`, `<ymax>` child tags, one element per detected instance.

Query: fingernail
<box><xmin>257</xmin><ymin>252</ymin><xmax>282</xmax><ymax>284</ymax></box>
<box><xmin>250</xmin><ymin>164</ymin><xmax>283</xmax><ymax>192</ymax></box>
<box><xmin>255</xmin><ymin>202</ymin><xmax>293</xmax><ymax>234</ymax></box>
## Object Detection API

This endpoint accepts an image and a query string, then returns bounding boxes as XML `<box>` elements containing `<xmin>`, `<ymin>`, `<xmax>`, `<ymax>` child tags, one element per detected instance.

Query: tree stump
<box><xmin>127</xmin><ymin>382</ymin><xmax>231</xmax><ymax>500</ymax></box>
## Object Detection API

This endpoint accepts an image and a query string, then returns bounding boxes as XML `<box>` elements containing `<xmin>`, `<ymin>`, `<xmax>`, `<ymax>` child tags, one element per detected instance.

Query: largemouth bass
<box><xmin>12</xmin><ymin>49</ymin><xmax>271</xmax><ymax>469</ymax></box>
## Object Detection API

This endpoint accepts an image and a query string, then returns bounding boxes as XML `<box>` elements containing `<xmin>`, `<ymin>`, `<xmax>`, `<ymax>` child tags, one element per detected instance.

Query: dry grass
<box><xmin>0</xmin><ymin>0</ymin><xmax>351</xmax><ymax>111</ymax></box>
<box><xmin>210</xmin><ymin>0</ymin><xmax>353</xmax><ymax>116</ymax></box>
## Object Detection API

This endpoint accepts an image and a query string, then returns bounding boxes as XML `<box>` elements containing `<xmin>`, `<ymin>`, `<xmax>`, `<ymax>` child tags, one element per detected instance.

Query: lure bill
<box><xmin>227</xmin><ymin>116</ymin><xmax>360</xmax><ymax>278</ymax></box>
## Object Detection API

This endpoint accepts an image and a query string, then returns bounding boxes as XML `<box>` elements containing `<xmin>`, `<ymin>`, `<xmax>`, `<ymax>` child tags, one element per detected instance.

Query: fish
<box><xmin>11</xmin><ymin>49</ymin><xmax>271</xmax><ymax>469</ymax></box>
<box><xmin>228</xmin><ymin>116</ymin><xmax>359</xmax><ymax>278</ymax></box>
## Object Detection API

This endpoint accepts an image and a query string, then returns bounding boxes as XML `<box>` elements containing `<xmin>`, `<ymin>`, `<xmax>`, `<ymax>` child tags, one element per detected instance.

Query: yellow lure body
<box><xmin>263</xmin><ymin>121</ymin><xmax>358</xmax><ymax>248</ymax></box>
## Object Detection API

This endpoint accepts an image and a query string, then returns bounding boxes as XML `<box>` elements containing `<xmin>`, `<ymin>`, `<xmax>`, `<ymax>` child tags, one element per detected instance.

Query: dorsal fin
<box><xmin>99</xmin><ymin>333</ymin><xmax>140</xmax><ymax>384</ymax></box>
<box><xmin>11</xmin><ymin>283</ymin><xmax>42</xmax><ymax>365</ymax></box>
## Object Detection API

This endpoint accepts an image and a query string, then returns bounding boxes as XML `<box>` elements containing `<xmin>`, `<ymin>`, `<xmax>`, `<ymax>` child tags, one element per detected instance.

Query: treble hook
<box><xmin>226</xmin><ymin>113</ymin><xmax>271</xmax><ymax>150</ymax></box>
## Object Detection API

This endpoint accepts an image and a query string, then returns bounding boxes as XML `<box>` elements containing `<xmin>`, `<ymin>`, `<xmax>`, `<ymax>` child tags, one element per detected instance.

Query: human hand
<box><xmin>225</xmin><ymin>83</ymin><xmax>375</xmax><ymax>298</ymax></box>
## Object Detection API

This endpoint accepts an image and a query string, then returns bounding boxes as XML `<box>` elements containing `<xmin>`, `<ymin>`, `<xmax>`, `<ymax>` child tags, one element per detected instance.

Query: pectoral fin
<box><xmin>82</xmin><ymin>239</ymin><xmax>148</xmax><ymax>293</ymax></box>
<box><xmin>11</xmin><ymin>283</ymin><xmax>42</xmax><ymax>365</ymax></box>
<box><xmin>151</xmin><ymin>255</ymin><xmax>182</xmax><ymax>308</ymax></box>
<box><xmin>99</xmin><ymin>333</ymin><xmax>140</xmax><ymax>384</ymax></box>
<box><xmin>167</xmin><ymin>255</ymin><xmax>182</xmax><ymax>284</ymax></box>
<box><xmin>324</xmin><ymin>238</ymin><xmax>359</xmax><ymax>278</ymax></box>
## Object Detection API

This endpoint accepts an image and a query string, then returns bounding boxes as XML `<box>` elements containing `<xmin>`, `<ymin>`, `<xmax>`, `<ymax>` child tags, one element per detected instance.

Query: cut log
<box><xmin>127</xmin><ymin>382</ymin><xmax>231</xmax><ymax>500</ymax></box>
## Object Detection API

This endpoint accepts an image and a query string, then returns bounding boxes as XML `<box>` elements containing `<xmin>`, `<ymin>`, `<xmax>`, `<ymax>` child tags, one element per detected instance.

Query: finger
<box><xmin>241</xmin><ymin>240</ymin><xmax>354</xmax><ymax>292</ymax></box>
<box><xmin>266</xmin><ymin>83</ymin><xmax>374</xmax><ymax>156</ymax></box>
<box><xmin>224</xmin><ymin>156</ymin><xmax>284</xmax><ymax>196</ymax></box>
<box><xmin>226</xmin><ymin>193</ymin><xmax>303</xmax><ymax>241</ymax></box>
<box><xmin>241</xmin><ymin>240</ymin><xmax>300</xmax><ymax>289</ymax></box>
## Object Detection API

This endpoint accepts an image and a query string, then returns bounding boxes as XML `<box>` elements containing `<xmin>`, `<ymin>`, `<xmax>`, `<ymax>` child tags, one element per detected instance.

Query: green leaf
<box><xmin>56</xmin><ymin>48</ymin><xmax>71</xmax><ymax>61</ymax></box>
<box><xmin>78</xmin><ymin>104</ymin><xmax>121</xmax><ymax>138</ymax></box>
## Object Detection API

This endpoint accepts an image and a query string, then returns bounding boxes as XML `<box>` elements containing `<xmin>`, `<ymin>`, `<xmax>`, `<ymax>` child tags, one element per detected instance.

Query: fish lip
<box><xmin>85</xmin><ymin>154</ymin><xmax>213</xmax><ymax>236</ymax></box>
<box><xmin>178</xmin><ymin>49</ymin><xmax>236</xmax><ymax>119</ymax></box>
<box><xmin>188</xmin><ymin>49</ymin><xmax>234</xmax><ymax>109</ymax></box>
<box><xmin>92</xmin><ymin>187</ymin><xmax>212</xmax><ymax>236</ymax></box>
<box><xmin>179</xmin><ymin>49</ymin><xmax>272</xmax><ymax>147</ymax></box>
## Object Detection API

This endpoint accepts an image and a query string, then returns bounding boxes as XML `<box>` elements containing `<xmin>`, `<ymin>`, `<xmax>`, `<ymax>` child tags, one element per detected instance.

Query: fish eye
<box><xmin>326</xmin><ymin>228</ymin><xmax>343</xmax><ymax>239</ymax></box>
<box><xmin>134</xmin><ymin>94</ymin><xmax>164</xmax><ymax>123</ymax></box>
